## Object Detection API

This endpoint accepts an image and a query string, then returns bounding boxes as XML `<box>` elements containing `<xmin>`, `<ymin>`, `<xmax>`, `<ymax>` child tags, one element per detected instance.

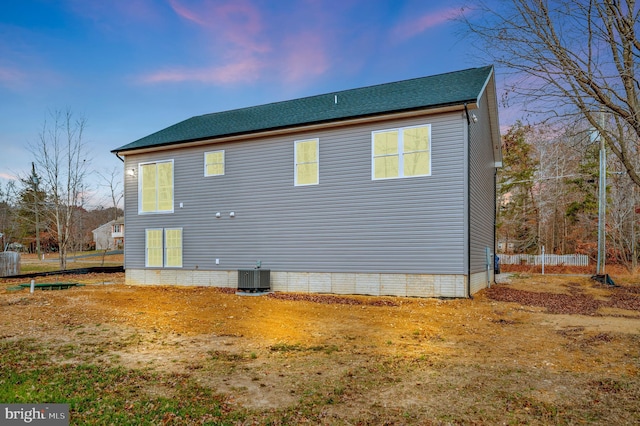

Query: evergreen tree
<box><xmin>497</xmin><ymin>122</ymin><xmax>540</xmax><ymax>254</ymax></box>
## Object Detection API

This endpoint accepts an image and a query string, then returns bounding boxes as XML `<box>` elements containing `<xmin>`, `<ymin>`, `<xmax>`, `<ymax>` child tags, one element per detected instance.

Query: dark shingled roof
<box><xmin>113</xmin><ymin>66</ymin><xmax>494</xmax><ymax>153</ymax></box>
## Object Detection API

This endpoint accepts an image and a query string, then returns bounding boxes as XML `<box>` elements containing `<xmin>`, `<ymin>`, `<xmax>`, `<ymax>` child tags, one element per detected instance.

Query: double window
<box><xmin>146</xmin><ymin>228</ymin><xmax>182</xmax><ymax>268</ymax></box>
<box><xmin>372</xmin><ymin>124</ymin><xmax>431</xmax><ymax>180</ymax></box>
<box><xmin>204</xmin><ymin>150</ymin><xmax>225</xmax><ymax>176</ymax></box>
<box><xmin>139</xmin><ymin>160</ymin><xmax>174</xmax><ymax>213</ymax></box>
<box><xmin>294</xmin><ymin>138</ymin><xmax>319</xmax><ymax>186</ymax></box>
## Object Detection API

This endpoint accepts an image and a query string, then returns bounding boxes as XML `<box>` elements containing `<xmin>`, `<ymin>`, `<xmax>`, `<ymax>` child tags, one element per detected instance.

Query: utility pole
<box><xmin>596</xmin><ymin>115</ymin><xmax>606</xmax><ymax>275</ymax></box>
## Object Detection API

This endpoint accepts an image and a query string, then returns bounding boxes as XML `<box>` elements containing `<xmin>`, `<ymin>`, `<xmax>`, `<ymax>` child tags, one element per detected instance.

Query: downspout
<box><xmin>464</xmin><ymin>103</ymin><xmax>472</xmax><ymax>299</ymax></box>
<box><xmin>114</xmin><ymin>152</ymin><xmax>125</xmax><ymax>162</ymax></box>
<box><xmin>494</xmin><ymin>168</ymin><xmax>498</xmax><ymax>285</ymax></box>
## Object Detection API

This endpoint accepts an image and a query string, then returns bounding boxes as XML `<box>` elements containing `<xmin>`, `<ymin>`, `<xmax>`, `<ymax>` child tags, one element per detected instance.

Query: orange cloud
<box><xmin>392</xmin><ymin>7</ymin><xmax>461</xmax><ymax>41</ymax></box>
<box><xmin>0</xmin><ymin>171</ymin><xmax>18</xmax><ymax>180</ymax></box>
<box><xmin>142</xmin><ymin>0</ymin><xmax>336</xmax><ymax>87</ymax></box>
<box><xmin>280</xmin><ymin>32</ymin><xmax>329</xmax><ymax>83</ymax></box>
<box><xmin>140</xmin><ymin>57</ymin><xmax>264</xmax><ymax>84</ymax></box>
<box><xmin>168</xmin><ymin>0</ymin><xmax>207</xmax><ymax>26</ymax></box>
<box><xmin>138</xmin><ymin>0</ymin><xmax>272</xmax><ymax>85</ymax></box>
<box><xmin>169</xmin><ymin>0</ymin><xmax>269</xmax><ymax>53</ymax></box>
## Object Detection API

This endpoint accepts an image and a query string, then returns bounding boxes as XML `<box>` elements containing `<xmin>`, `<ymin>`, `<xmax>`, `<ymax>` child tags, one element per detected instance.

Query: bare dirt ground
<box><xmin>1</xmin><ymin>269</ymin><xmax>640</xmax><ymax>424</ymax></box>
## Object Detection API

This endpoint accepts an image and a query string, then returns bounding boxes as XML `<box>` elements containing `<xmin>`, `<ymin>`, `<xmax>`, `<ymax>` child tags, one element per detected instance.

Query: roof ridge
<box><xmin>194</xmin><ymin>65</ymin><xmax>493</xmax><ymax>119</ymax></box>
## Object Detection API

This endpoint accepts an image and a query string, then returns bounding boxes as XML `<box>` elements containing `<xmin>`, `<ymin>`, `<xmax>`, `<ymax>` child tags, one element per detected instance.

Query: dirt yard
<box><xmin>1</xmin><ymin>272</ymin><xmax>639</xmax><ymax>424</ymax></box>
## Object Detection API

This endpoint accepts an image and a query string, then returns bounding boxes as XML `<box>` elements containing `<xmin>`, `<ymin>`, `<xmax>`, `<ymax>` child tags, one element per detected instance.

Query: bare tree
<box><xmin>97</xmin><ymin>167</ymin><xmax>124</xmax><ymax>222</ymax></box>
<box><xmin>608</xmin><ymin>170</ymin><xmax>637</xmax><ymax>270</ymax></box>
<box><xmin>604</xmin><ymin>135</ymin><xmax>640</xmax><ymax>271</ymax></box>
<box><xmin>30</xmin><ymin>109</ymin><xmax>91</xmax><ymax>270</ymax></box>
<box><xmin>96</xmin><ymin>167</ymin><xmax>124</xmax><ymax>265</ymax></box>
<box><xmin>462</xmin><ymin>0</ymin><xmax>640</xmax><ymax>187</ymax></box>
<box><xmin>534</xmin><ymin>127</ymin><xmax>575</xmax><ymax>253</ymax></box>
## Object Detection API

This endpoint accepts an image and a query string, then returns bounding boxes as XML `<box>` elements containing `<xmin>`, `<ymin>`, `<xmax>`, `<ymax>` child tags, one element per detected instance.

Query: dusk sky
<box><xmin>0</xmin><ymin>0</ymin><xmax>510</xmax><ymax>206</ymax></box>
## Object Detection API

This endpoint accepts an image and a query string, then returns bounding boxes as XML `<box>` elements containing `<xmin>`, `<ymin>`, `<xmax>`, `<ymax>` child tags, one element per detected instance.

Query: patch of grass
<box><xmin>499</xmin><ymin>391</ymin><xmax>562</xmax><ymax>422</ymax></box>
<box><xmin>269</xmin><ymin>343</ymin><xmax>340</xmax><ymax>354</ymax></box>
<box><xmin>589</xmin><ymin>377</ymin><xmax>631</xmax><ymax>394</ymax></box>
<box><xmin>269</xmin><ymin>342</ymin><xmax>305</xmax><ymax>352</ymax></box>
<box><xmin>0</xmin><ymin>339</ymin><xmax>243</xmax><ymax>425</ymax></box>
<box><xmin>18</xmin><ymin>264</ymin><xmax>61</xmax><ymax>274</ymax></box>
<box><xmin>18</xmin><ymin>259</ymin><xmax>123</xmax><ymax>274</ymax></box>
<box><xmin>2</xmin><ymin>335</ymin><xmax>639</xmax><ymax>425</ymax></box>
<box><xmin>309</xmin><ymin>344</ymin><xmax>340</xmax><ymax>354</ymax></box>
<box><xmin>208</xmin><ymin>350</ymin><xmax>245</xmax><ymax>362</ymax></box>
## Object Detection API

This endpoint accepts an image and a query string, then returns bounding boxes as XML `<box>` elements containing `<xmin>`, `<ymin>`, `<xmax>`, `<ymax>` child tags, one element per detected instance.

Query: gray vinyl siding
<box><xmin>468</xmin><ymin>91</ymin><xmax>498</xmax><ymax>275</ymax></box>
<box><xmin>123</xmin><ymin>112</ymin><xmax>468</xmax><ymax>275</ymax></box>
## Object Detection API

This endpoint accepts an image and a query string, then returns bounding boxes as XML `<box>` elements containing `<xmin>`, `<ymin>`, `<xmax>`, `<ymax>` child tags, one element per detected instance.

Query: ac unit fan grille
<box><xmin>237</xmin><ymin>269</ymin><xmax>270</xmax><ymax>292</ymax></box>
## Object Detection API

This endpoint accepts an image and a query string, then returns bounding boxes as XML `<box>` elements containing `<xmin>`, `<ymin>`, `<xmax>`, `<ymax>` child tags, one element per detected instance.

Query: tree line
<box><xmin>498</xmin><ymin>121</ymin><xmax>638</xmax><ymax>271</ymax></box>
<box><xmin>0</xmin><ymin>109</ymin><xmax>123</xmax><ymax>270</ymax></box>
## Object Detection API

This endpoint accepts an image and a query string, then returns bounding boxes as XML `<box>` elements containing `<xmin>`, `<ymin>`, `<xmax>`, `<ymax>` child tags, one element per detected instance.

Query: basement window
<box><xmin>145</xmin><ymin>228</ymin><xmax>182</xmax><ymax>268</ymax></box>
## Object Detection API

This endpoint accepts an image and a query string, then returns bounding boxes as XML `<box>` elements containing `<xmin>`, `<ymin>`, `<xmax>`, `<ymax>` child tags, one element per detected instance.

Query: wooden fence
<box><xmin>498</xmin><ymin>253</ymin><xmax>589</xmax><ymax>267</ymax></box>
<box><xmin>0</xmin><ymin>251</ymin><xmax>20</xmax><ymax>277</ymax></box>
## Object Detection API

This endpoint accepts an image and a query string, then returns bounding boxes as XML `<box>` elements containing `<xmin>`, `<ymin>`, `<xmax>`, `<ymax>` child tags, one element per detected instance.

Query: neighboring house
<box><xmin>92</xmin><ymin>217</ymin><xmax>124</xmax><ymax>250</ymax></box>
<box><xmin>112</xmin><ymin>66</ymin><xmax>502</xmax><ymax>298</ymax></box>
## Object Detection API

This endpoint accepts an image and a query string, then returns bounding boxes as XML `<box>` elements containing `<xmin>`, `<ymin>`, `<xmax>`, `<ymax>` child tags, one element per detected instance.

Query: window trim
<box><xmin>204</xmin><ymin>150</ymin><xmax>225</xmax><ymax>177</ymax></box>
<box><xmin>145</xmin><ymin>227</ymin><xmax>183</xmax><ymax>268</ymax></box>
<box><xmin>294</xmin><ymin>138</ymin><xmax>319</xmax><ymax>186</ymax></box>
<box><xmin>138</xmin><ymin>159</ymin><xmax>174</xmax><ymax>214</ymax></box>
<box><xmin>371</xmin><ymin>124</ymin><xmax>431</xmax><ymax>180</ymax></box>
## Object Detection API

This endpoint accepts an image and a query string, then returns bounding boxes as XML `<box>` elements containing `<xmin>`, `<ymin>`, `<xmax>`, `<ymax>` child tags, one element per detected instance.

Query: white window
<box><xmin>139</xmin><ymin>160</ymin><xmax>174</xmax><ymax>213</ymax></box>
<box><xmin>145</xmin><ymin>229</ymin><xmax>163</xmax><ymax>267</ymax></box>
<box><xmin>145</xmin><ymin>228</ymin><xmax>182</xmax><ymax>268</ymax></box>
<box><xmin>294</xmin><ymin>138</ymin><xmax>319</xmax><ymax>186</ymax></box>
<box><xmin>164</xmin><ymin>228</ymin><xmax>183</xmax><ymax>267</ymax></box>
<box><xmin>372</xmin><ymin>124</ymin><xmax>431</xmax><ymax>180</ymax></box>
<box><xmin>204</xmin><ymin>150</ymin><xmax>225</xmax><ymax>176</ymax></box>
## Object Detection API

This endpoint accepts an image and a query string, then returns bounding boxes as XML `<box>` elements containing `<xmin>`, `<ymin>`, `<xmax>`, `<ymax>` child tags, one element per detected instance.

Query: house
<box><xmin>91</xmin><ymin>217</ymin><xmax>124</xmax><ymax>250</ymax></box>
<box><xmin>497</xmin><ymin>240</ymin><xmax>516</xmax><ymax>253</ymax></box>
<box><xmin>111</xmin><ymin>66</ymin><xmax>502</xmax><ymax>298</ymax></box>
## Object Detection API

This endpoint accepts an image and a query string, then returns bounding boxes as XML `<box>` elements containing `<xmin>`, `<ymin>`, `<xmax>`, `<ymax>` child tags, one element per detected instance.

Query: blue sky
<box><xmin>0</xmin><ymin>0</ymin><xmax>508</xmax><ymax>206</ymax></box>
